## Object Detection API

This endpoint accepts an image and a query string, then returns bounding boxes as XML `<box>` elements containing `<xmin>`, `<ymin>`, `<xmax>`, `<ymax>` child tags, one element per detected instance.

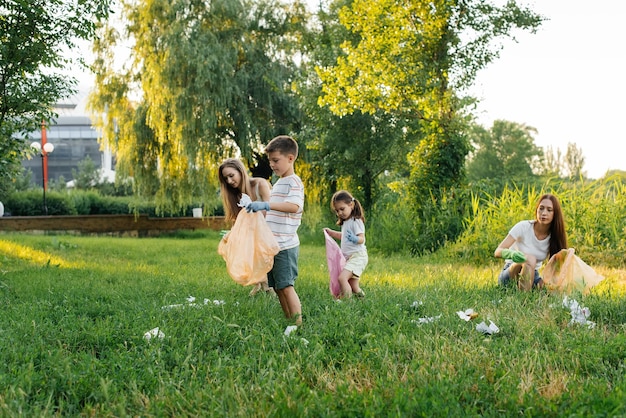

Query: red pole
<box><xmin>41</xmin><ymin>120</ymin><xmax>48</xmax><ymax>191</ymax></box>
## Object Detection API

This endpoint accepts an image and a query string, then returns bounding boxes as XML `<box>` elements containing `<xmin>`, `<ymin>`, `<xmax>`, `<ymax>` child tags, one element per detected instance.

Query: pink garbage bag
<box><xmin>324</xmin><ymin>229</ymin><xmax>346</xmax><ymax>297</ymax></box>
<box><xmin>218</xmin><ymin>211</ymin><xmax>280</xmax><ymax>286</ymax></box>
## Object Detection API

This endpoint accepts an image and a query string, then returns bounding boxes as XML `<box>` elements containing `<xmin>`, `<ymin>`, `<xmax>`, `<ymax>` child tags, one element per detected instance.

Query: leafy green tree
<box><xmin>72</xmin><ymin>155</ymin><xmax>101</xmax><ymax>190</ymax></box>
<box><xmin>49</xmin><ymin>175</ymin><xmax>67</xmax><ymax>192</ymax></box>
<box><xmin>466</xmin><ymin>120</ymin><xmax>543</xmax><ymax>183</ymax></box>
<box><xmin>305</xmin><ymin>109</ymin><xmax>415</xmax><ymax>211</ymax></box>
<box><xmin>537</xmin><ymin>142</ymin><xmax>586</xmax><ymax>179</ymax></box>
<box><xmin>296</xmin><ymin>0</ymin><xmax>415</xmax><ymax>212</ymax></box>
<box><xmin>89</xmin><ymin>0</ymin><xmax>308</xmax><ymax>214</ymax></box>
<box><xmin>316</xmin><ymin>0</ymin><xmax>543</xmax><ymax>253</ymax></box>
<box><xmin>541</xmin><ymin>145</ymin><xmax>564</xmax><ymax>178</ymax></box>
<box><xmin>0</xmin><ymin>0</ymin><xmax>112</xmax><ymax>196</ymax></box>
<box><xmin>564</xmin><ymin>142</ymin><xmax>586</xmax><ymax>179</ymax></box>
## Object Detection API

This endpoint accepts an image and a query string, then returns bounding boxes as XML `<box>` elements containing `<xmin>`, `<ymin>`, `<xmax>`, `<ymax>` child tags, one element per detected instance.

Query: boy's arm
<box><xmin>246</xmin><ymin>201</ymin><xmax>300</xmax><ymax>213</ymax></box>
<box><xmin>268</xmin><ymin>202</ymin><xmax>300</xmax><ymax>213</ymax></box>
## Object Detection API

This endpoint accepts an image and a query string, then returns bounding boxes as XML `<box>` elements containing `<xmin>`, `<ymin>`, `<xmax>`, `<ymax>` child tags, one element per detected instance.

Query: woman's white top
<box><xmin>508</xmin><ymin>220</ymin><xmax>550</xmax><ymax>269</ymax></box>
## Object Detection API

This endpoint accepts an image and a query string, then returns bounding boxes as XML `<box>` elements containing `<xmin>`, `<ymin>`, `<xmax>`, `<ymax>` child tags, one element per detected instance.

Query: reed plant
<box><xmin>448</xmin><ymin>176</ymin><xmax>626</xmax><ymax>268</ymax></box>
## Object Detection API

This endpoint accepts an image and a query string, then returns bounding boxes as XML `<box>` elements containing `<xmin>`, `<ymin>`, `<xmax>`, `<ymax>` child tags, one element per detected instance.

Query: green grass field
<box><xmin>1</xmin><ymin>231</ymin><xmax>625</xmax><ymax>416</ymax></box>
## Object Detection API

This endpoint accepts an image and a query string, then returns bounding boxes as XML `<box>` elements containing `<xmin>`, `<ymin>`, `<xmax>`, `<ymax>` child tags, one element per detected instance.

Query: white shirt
<box><xmin>340</xmin><ymin>218</ymin><xmax>366</xmax><ymax>257</ymax></box>
<box><xmin>508</xmin><ymin>220</ymin><xmax>550</xmax><ymax>269</ymax></box>
<box><xmin>265</xmin><ymin>174</ymin><xmax>304</xmax><ymax>250</ymax></box>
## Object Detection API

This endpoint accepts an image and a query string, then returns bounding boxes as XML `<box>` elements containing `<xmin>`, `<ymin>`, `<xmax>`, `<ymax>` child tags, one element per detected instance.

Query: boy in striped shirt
<box><xmin>246</xmin><ymin>135</ymin><xmax>303</xmax><ymax>326</ymax></box>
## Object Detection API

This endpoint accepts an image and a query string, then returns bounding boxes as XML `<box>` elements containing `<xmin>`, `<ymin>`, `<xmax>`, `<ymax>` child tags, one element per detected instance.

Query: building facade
<box><xmin>23</xmin><ymin>115</ymin><xmax>114</xmax><ymax>187</ymax></box>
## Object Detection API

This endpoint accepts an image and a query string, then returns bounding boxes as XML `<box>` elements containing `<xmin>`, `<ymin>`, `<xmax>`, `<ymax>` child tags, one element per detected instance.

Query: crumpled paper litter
<box><xmin>476</xmin><ymin>320</ymin><xmax>499</xmax><ymax>335</ymax></box>
<box><xmin>411</xmin><ymin>314</ymin><xmax>441</xmax><ymax>324</ymax></box>
<box><xmin>144</xmin><ymin>327</ymin><xmax>165</xmax><ymax>341</ymax></box>
<box><xmin>563</xmin><ymin>296</ymin><xmax>595</xmax><ymax>329</ymax></box>
<box><xmin>457</xmin><ymin>308</ymin><xmax>478</xmax><ymax>321</ymax></box>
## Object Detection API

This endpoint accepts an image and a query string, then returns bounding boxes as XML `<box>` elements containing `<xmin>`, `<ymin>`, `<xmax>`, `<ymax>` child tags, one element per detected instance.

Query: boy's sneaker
<box><xmin>354</xmin><ymin>290</ymin><xmax>365</xmax><ymax>298</ymax></box>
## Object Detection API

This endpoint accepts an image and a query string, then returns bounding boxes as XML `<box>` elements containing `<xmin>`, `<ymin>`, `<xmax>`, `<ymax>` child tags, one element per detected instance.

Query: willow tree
<box><xmin>0</xmin><ymin>0</ymin><xmax>112</xmax><ymax>195</ymax></box>
<box><xmin>316</xmin><ymin>0</ymin><xmax>543</xmax><ymax>253</ymax></box>
<box><xmin>88</xmin><ymin>0</ymin><xmax>307</xmax><ymax>213</ymax></box>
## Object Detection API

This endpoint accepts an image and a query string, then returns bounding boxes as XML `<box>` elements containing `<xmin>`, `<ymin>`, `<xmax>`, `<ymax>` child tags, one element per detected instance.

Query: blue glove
<box><xmin>345</xmin><ymin>230</ymin><xmax>359</xmax><ymax>244</ymax></box>
<box><xmin>246</xmin><ymin>201</ymin><xmax>270</xmax><ymax>213</ymax></box>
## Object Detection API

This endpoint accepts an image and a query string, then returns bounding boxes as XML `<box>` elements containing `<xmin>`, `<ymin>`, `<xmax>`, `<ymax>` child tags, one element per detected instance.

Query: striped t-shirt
<box><xmin>266</xmin><ymin>174</ymin><xmax>304</xmax><ymax>250</ymax></box>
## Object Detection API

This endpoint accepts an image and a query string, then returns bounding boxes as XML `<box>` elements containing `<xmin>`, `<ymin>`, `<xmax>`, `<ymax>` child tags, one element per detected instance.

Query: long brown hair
<box><xmin>331</xmin><ymin>190</ymin><xmax>365</xmax><ymax>226</ymax></box>
<box><xmin>218</xmin><ymin>159</ymin><xmax>254</xmax><ymax>223</ymax></box>
<box><xmin>536</xmin><ymin>193</ymin><xmax>568</xmax><ymax>257</ymax></box>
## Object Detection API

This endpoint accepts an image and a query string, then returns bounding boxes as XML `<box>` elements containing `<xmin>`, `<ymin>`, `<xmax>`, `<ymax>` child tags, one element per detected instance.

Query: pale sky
<box><xmin>470</xmin><ymin>0</ymin><xmax>626</xmax><ymax>179</ymax></box>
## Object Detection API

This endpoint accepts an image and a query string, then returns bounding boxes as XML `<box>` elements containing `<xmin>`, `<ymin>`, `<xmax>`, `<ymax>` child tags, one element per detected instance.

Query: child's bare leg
<box><xmin>277</xmin><ymin>286</ymin><xmax>302</xmax><ymax>325</ymax></box>
<box><xmin>338</xmin><ymin>269</ymin><xmax>354</xmax><ymax>298</ymax></box>
<box><xmin>276</xmin><ymin>289</ymin><xmax>291</xmax><ymax>318</ymax></box>
<box><xmin>349</xmin><ymin>277</ymin><xmax>362</xmax><ymax>294</ymax></box>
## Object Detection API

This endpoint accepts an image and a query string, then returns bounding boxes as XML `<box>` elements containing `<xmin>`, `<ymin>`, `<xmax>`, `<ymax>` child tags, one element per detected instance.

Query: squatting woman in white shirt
<box><xmin>494</xmin><ymin>193</ymin><xmax>568</xmax><ymax>291</ymax></box>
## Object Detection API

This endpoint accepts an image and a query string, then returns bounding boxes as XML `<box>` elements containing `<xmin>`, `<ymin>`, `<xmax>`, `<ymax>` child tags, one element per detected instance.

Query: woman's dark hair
<box><xmin>536</xmin><ymin>193</ymin><xmax>568</xmax><ymax>257</ymax></box>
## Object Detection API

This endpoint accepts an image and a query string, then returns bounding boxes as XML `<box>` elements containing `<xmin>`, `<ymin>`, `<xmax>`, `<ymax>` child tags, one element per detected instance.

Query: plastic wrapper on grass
<box><xmin>144</xmin><ymin>327</ymin><xmax>165</xmax><ymax>341</ymax></box>
<box><xmin>476</xmin><ymin>320</ymin><xmax>499</xmax><ymax>335</ymax></box>
<box><xmin>456</xmin><ymin>308</ymin><xmax>478</xmax><ymax>321</ymax></box>
<box><xmin>563</xmin><ymin>296</ymin><xmax>595</xmax><ymax>329</ymax></box>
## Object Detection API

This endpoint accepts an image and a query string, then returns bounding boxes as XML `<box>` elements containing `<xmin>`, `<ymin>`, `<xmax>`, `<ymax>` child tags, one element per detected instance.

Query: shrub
<box><xmin>68</xmin><ymin>191</ymin><xmax>100</xmax><ymax>214</ymax></box>
<box><xmin>3</xmin><ymin>189</ymin><xmax>76</xmax><ymax>216</ymax></box>
<box><xmin>2</xmin><ymin>190</ymin><xmax>225</xmax><ymax>218</ymax></box>
<box><xmin>368</xmin><ymin>186</ymin><xmax>416</xmax><ymax>254</ymax></box>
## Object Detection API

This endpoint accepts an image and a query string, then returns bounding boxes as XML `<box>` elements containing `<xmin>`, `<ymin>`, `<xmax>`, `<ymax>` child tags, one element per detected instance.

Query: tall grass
<box><xmin>1</xmin><ymin>231</ymin><xmax>625</xmax><ymax>416</ymax></box>
<box><xmin>448</xmin><ymin>177</ymin><xmax>626</xmax><ymax>268</ymax></box>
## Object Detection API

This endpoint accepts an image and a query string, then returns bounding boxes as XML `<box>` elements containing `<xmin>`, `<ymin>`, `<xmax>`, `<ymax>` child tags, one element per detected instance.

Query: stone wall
<box><xmin>0</xmin><ymin>215</ymin><xmax>227</xmax><ymax>237</ymax></box>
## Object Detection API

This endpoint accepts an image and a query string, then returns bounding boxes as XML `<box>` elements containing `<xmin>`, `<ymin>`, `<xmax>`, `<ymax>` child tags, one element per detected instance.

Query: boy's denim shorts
<box><xmin>498</xmin><ymin>261</ymin><xmax>541</xmax><ymax>287</ymax></box>
<box><xmin>268</xmin><ymin>246</ymin><xmax>299</xmax><ymax>290</ymax></box>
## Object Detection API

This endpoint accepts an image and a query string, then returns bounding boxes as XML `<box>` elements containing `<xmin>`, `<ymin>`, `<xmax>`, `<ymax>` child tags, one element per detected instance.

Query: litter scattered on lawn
<box><xmin>283</xmin><ymin>326</ymin><xmax>308</xmax><ymax>345</ymax></box>
<box><xmin>161</xmin><ymin>296</ymin><xmax>226</xmax><ymax>310</ymax></box>
<box><xmin>411</xmin><ymin>300</ymin><xmax>424</xmax><ymax>309</ymax></box>
<box><xmin>161</xmin><ymin>304</ymin><xmax>185</xmax><ymax>310</ymax></box>
<box><xmin>284</xmin><ymin>325</ymin><xmax>298</xmax><ymax>336</ymax></box>
<box><xmin>143</xmin><ymin>327</ymin><xmax>165</xmax><ymax>341</ymax></box>
<box><xmin>456</xmin><ymin>308</ymin><xmax>478</xmax><ymax>321</ymax></box>
<box><xmin>476</xmin><ymin>320</ymin><xmax>500</xmax><ymax>335</ymax></box>
<box><xmin>411</xmin><ymin>315</ymin><xmax>442</xmax><ymax>325</ymax></box>
<box><xmin>563</xmin><ymin>296</ymin><xmax>595</xmax><ymax>329</ymax></box>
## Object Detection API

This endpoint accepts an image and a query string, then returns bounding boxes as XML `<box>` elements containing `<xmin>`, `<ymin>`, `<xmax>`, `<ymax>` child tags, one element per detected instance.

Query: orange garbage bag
<box><xmin>324</xmin><ymin>230</ymin><xmax>346</xmax><ymax>297</ymax></box>
<box><xmin>542</xmin><ymin>248</ymin><xmax>604</xmax><ymax>295</ymax></box>
<box><xmin>218</xmin><ymin>211</ymin><xmax>280</xmax><ymax>286</ymax></box>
